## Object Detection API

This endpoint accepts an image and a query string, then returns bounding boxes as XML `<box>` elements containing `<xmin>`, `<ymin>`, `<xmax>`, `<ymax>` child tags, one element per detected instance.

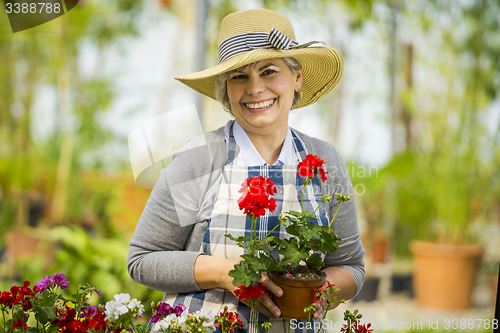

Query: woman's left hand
<box><xmin>311</xmin><ymin>280</ymin><xmax>340</xmax><ymax>320</ymax></box>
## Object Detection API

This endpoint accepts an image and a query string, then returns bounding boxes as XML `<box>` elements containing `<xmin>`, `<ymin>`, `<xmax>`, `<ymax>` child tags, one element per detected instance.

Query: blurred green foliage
<box><xmin>0</xmin><ymin>0</ymin><xmax>160</xmax><ymax>309</ymax></box>
<box><xmin>345</xmin><ymin>0</ymin><xmax>500</xmax><ymax>255</ymax></box>
<box><xmin>13</xmin><ymin>226</ymin><xmax>162</xmax><ymax>303</ymax></box>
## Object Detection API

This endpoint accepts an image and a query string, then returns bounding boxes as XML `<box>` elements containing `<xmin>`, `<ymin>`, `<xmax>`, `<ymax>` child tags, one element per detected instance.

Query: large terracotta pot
<box><xmin>410</xmin><ymin>241</ymin><xmax>482</xmax><ymax>310</ymax></box>
<box><xmin>269</xmin><ymin>271</ymin><xmax>326</xmax><ymax>320</ymax></box>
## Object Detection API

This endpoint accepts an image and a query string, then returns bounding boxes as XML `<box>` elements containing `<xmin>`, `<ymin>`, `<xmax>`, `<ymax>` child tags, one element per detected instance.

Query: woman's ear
<box><xmin>294</xmin><ymin>71</ymin><xmax>303</xmax><ymax>90</ymax></box>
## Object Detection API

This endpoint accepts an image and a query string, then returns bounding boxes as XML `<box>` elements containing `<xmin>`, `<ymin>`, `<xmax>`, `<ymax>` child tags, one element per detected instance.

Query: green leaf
<box><xmin>228</xmin><ymin>262</ymin><xmax>261</xmax><ymax>286</ymax></box>
<box><xmin>302</xmin><ymin>222</ymin><xmax>323</xmax><ymax>239</ymax></box>
<box><xmin>319</xmin><ymin>229</ymin><xmax>341</xmax><ymax>253</ymax></box>
<box><xmin>36</xmin><ymin>306</ymin><xmax>56</xmax><ymax>323</ymax></box>
<box><xmin>224</xmin><ymin>234</ymin><xmax>248</xmax><ymax>243</ymax></box>
<box><xmin>285</xmin><ymin>223</ymin><xmax>301</xmax><ymax>237</ymax></box>
<box><xmin>305</xmin><ymin>253</ymin><xmax>324</xmax><ymax>269</ymax></box>
<box><xmin>287</xmin><ymin>210</ymin><xmax>303</xmax><ymax>217</ymax></box>
<box><xmin>277</xmin><ymin>238</ymin><xmax>308</xmax><ymax>267</ymax></box>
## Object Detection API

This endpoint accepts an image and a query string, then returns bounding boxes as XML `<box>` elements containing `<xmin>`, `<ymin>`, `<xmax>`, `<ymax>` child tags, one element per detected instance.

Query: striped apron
<box><xmin>165</xmin><ymin>124</ymin><xmax>329</xmax><ymax>333</ymax></box>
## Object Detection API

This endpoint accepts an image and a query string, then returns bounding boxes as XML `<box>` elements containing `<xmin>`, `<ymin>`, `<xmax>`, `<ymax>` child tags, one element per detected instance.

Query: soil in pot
<box><xmin>269</xmin><ymin>266</ymin><xmax>326</xmax><ymax>321</ymax></box>
<box><xmin>274</xmin><ymin>265</ymin><xmax>325</xmax><ymax>280</ymax></box>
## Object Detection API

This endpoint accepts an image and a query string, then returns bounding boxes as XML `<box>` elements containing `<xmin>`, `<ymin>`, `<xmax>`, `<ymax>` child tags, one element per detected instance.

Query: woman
<box><xmin>128</xmin><ymin>8</ymin><xmax>364</xmax><ymax>332</ymax></box>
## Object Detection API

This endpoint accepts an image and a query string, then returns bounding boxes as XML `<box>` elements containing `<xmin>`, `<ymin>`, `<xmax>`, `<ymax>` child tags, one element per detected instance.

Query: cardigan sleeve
<box><xmin>298</xmin><ymin>131</ymin><xmax>366</xmax><ymax>297</ymax></box>
<box><xmin>127</xmin><ymin>131</ymin><xmax>227</xmax><ymax>294</ymax></box>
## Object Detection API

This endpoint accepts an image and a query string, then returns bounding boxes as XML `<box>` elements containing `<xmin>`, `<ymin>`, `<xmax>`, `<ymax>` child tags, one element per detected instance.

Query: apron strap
<box><xmin>227</xmin><ymin>122</ymin><xmax>238</xmax><ymax>165</ymax></box>
<box><xmin>291</xmin><ymin>128</ymin><xmax>308</xmax><ymax>161</ymax></box>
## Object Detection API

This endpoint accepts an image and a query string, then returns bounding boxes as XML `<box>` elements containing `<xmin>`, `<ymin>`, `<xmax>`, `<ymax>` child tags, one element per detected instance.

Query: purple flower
<box><xmin>35</xmin><ymin>273</ymin><xmax>69</xmax><ymax>293</ymax></box>
<box><xmin>52</xmin><ymin>273</ymin><xmax>69</xmax><ymax>289</ymax></box>
<box><xmin>151</xmin><ymin>314</ymin><xmax>161</xmax><ymax>323</ymax></box>
<box><xmin>151</xmin><ymin>302</ymin><xmax>174</xmax><ymax>323</ymax></box>
<box><xmin>92</xmin><ymin>287</ymin><xmax>103</xmax><ymax>298</ymax></box>
<box><xmin>36</xmin><ymin>275</ymin><xmax>51</xmax><ymax>293</ymax></box>
<box><xmin>172</xmin><ymin>304</ymin><xmax>187</xmax><ymax>316</ymax></box>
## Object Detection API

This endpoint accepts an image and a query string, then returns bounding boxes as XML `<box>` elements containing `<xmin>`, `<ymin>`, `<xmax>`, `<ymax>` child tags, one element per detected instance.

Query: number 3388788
<box><xmin>5</xmin><ymin>2</ymin><xmax>61</xmax><ymax>14</ymax></box>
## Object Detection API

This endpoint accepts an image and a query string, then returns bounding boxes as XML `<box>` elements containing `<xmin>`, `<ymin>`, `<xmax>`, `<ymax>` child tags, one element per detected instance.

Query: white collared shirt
<box><xmin>223</xmin><ymin>120</ymin><xmax>303</xmax><ymax>166</ymax></box>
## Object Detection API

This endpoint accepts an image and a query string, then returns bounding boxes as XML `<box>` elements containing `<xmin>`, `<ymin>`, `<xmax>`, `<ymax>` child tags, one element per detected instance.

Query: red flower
<box><xmin>356</xmin><ymin>323</ymin><xmax>373</xmax><ymax>333</ymax></box>
<box><xmin>0</xmin><ymin>291</ymin><xmax>14</xmax><ymax>307</ymax></box>
<box><xmin>233</xmin><ymin>283</ymin><xmax>268</xmax><ymax>301</ymax></box>
<box><xmin>297</xmin><ymin>154</ymin><xmax>328</xmax><ymax>182</ymax></box>
<box><xmin>1</xmin><ymin>281</ymin><xmax>37</xmax><ymax>310</ymax></box>
<box><xmin>216</xmin><ymin>306</ymin><xmax>244</xmax><ymax>333</ymax></box>
<box><xmin>237</xmin><ymin>176</ymin><xmax>277</xmax><ymax>218</ymax></box>
<box><xmin>12</xmin><ymin>317</ymin><xmax>28</xmax><ymax>329</ymax></box>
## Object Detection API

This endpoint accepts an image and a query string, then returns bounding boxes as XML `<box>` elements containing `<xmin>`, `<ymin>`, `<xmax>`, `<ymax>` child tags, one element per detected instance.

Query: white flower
<box><xmin>114</xmin><ymin>293</ymin><xmax>131</xmax><ymax>304</ymax></box>
<box><xmin>127</xmin><ymin>298</ymin><xmax>145</xmax><ymax>315</ymax></box>
<box><xmin>180</xmin><ymin>309</ymin><xmax>190</xmax><ymax>319</ymax></box>
<box><xmin>199</xmin><ymin>309</ymin><xmax>215</xmax><ymax>327</ymax></box>
<box><xmin>105</xmin><ymin>300</ymin><xmax>130</xmax><ymax>320</ymax></box>
<box><xmin>152</xmin><ymin>319</ymin><xmax>171</xmax><ymax>332</ymax></box>
<box><xmin>165</xmin><ymin>313</ymin><xmax>177</xmax><ymax>323</ymax></box>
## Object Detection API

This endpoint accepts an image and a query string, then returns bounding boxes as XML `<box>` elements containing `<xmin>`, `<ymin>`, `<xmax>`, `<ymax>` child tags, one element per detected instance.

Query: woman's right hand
<box><xmin>194</xmin><ymin>255</ymin><xmax>283</xmax><ymax>318</ymax></box>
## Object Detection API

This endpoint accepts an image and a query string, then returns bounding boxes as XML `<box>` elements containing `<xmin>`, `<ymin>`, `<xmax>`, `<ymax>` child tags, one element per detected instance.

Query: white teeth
<box><xmin>245</xmin><ymin>99</ymin><xmax>275</xmax><ymax>109</ymax></box>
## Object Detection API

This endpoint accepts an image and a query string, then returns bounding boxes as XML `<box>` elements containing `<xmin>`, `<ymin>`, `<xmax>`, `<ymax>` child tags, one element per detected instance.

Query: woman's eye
<box><xmin>230</xmin><ymin>74</ymin><xmax>246</xmax><ymax>80</ymax></box>
<box><xmin>262</xmin><ymin>69</ymin><xmax>277</xmax><ymax>76</ymax></box>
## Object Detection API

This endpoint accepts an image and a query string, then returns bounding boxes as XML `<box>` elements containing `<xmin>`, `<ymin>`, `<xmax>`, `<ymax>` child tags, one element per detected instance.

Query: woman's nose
<box><xmin>246</xmin><ymin>76</ymin><xmax>265</xmax><ymax>96</ymax></box>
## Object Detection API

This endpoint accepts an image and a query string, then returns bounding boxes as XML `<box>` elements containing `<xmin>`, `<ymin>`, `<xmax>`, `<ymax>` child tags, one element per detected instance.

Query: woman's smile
<box><xmin>243</xmin><ymin>98</ymin><xmax>276</xmax><ymax>112</ymax></box>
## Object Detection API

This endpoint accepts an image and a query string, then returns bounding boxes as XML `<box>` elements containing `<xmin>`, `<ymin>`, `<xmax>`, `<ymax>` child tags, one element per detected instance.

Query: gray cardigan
<box><xmin>128</xmin><ymin>124</ymin><xmax>365</xmax><ymax>296</ymax></box>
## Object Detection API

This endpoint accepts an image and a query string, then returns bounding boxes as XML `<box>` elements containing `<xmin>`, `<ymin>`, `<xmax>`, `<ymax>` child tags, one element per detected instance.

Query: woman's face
<box><xmin>226</xmin><ymin>58</ymin><xmax>303</xmax><ymax>136</ymax></box>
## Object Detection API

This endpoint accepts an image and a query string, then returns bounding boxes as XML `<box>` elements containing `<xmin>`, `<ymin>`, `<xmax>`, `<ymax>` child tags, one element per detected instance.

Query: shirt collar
<box><xmin>231</xmin><ymin>120</ymin><xmax>299</xmax><ymax>166</ymax></box>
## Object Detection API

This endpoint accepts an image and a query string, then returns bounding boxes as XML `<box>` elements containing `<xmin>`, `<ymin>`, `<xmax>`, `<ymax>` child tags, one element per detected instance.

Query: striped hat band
<box><xmin>218</xmin><ymin>28</ymin><xmax>299</xmax><ymax>63</ymax></box>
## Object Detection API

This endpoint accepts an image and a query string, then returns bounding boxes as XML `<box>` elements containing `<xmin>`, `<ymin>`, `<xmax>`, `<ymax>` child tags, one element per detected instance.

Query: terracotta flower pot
<box><xmin>269</xmin><ymin>271</ymin><xmax>326</xmax><ymax>320</ymax></box>
<box><xmin>410</xmin><ymin>241</ymin><xmax>482</xmax><ymax>310</ymax></box>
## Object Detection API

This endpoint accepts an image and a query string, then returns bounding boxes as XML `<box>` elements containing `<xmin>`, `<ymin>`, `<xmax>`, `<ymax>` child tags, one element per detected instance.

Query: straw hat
<box><xmin>175</xmin><ymin>8</ymin><xmax>343</xmax><ymax>109</ymax></box>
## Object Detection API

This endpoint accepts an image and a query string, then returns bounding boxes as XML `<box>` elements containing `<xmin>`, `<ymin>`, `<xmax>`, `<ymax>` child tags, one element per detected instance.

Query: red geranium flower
<box><xmin>357</xmin><ymin>323</ymin><xmax>373</xmax><ymax>333</ymax></box>
<box><xmin>12</xmin><ymin>317</ymin><xmax>28</xmax><ymax>329</ymax></box>
<box><xmin>216</xmin><ymin>306</ymin><xmax>244</xmax><ymax>333</ymax></box>
<box><xmin>233</xmin><ymin>283</ymin><xmax>268</xmax><ymax>301</ymax></box>
<box><xmin>237</xmin><ymin>176</ymin><xmax>277</xmax><ymax>218</ymax></box>
<box><xmin>297</xmin><ymin>154</ymin><xmax>328</xmax><ymax>182</ymax></box>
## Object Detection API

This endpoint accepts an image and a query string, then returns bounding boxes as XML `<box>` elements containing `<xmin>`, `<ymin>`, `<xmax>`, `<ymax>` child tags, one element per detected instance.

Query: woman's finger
<box><xmin>240</xmin><ymin>298</ymin><xmax>276</xmax><ymax>318</ymax></box>
<box><xmin>313</xmin><ymin>297</ymin><xmax>325</xmax><ymax>319</ymax></box>
<box><xmin>257</xmin><ymin>294</ymin><xmax>281</xmax><ymax>318</ymax></box>
<box><xmin>260</xmin><ymin>275</ymin><xmax>283</xmax><ymax>297</ymax></box>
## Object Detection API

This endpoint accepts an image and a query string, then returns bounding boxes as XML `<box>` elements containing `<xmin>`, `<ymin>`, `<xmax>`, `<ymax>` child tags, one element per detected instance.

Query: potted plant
<box><xmin>225</xmin><ymin>154</ymin><xmax>351</xmax><ymax>321</ymax></box>
<box><xmin>387</xmin><ymin>147</ymin><xmax>486</xmax><ymax>309</ymax></box>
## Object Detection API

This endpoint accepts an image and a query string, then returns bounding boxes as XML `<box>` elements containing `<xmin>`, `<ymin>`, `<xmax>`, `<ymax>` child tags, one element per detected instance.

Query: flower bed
<box><xmin>0</xmin><ymin>272</ymin><xmax>372</xmax><ymax>332</ymax></box>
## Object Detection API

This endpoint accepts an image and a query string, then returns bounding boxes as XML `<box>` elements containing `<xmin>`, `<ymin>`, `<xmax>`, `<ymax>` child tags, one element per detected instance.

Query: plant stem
<box><xmin>317</xmin><ymin>305</ymin><xmax>331</xmax><ymax>332</ymax></box>
<box><xmin>329</xmin><ymin>201</ymin><xmax>343</xmax><ymax>228</ymax></box>
<box><xmin>252</xmin><ymin>216</ymin><xmax>258</xmax><ymax>253</ymax></box>
<box><xmin>267</xmin><ymin>254</ymin><xmax>280</xmax><ymax>266</ymax></box>
<box><xmin>1</xmin><ymin>309</ymin><xmax>6</xmax><ymax>332</ymax></box>
<box><xmin>251</xmin><ymin>306</ymin><xmax>260</xmax><ymax>333</ymax></box>
<box><xmin>305</xmin><ymin>196</ymin><xmax>324</xmax><ymax>223</ymax></box>
<box><xmin>263</xmin><ymin>221</ymin><xmax>281</xmax><ymax>239</ymax></box>
<box><xmin>301</xmin><ymin>179</ymin><xmax>308</xmax><ymax>212</ymax></box>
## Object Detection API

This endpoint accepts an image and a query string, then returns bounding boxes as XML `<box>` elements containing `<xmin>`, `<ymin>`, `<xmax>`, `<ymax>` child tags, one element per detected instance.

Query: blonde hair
<box><xmin>215</xmin><ymin>57</ymin><xmax>302</xmax><ymax>114</ymax></box>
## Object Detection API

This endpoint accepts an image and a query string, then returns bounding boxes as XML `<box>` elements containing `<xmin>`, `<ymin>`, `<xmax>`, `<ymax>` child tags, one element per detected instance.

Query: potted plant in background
<box><xmin>225</xmin><ymin>154</ymin><xmax>351</xmax><ymax>321</ymax></box>
<box><xmin>385</xmin><ymin>110</ymin><xmax>491</xmax><ymax>309</ymax></box>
